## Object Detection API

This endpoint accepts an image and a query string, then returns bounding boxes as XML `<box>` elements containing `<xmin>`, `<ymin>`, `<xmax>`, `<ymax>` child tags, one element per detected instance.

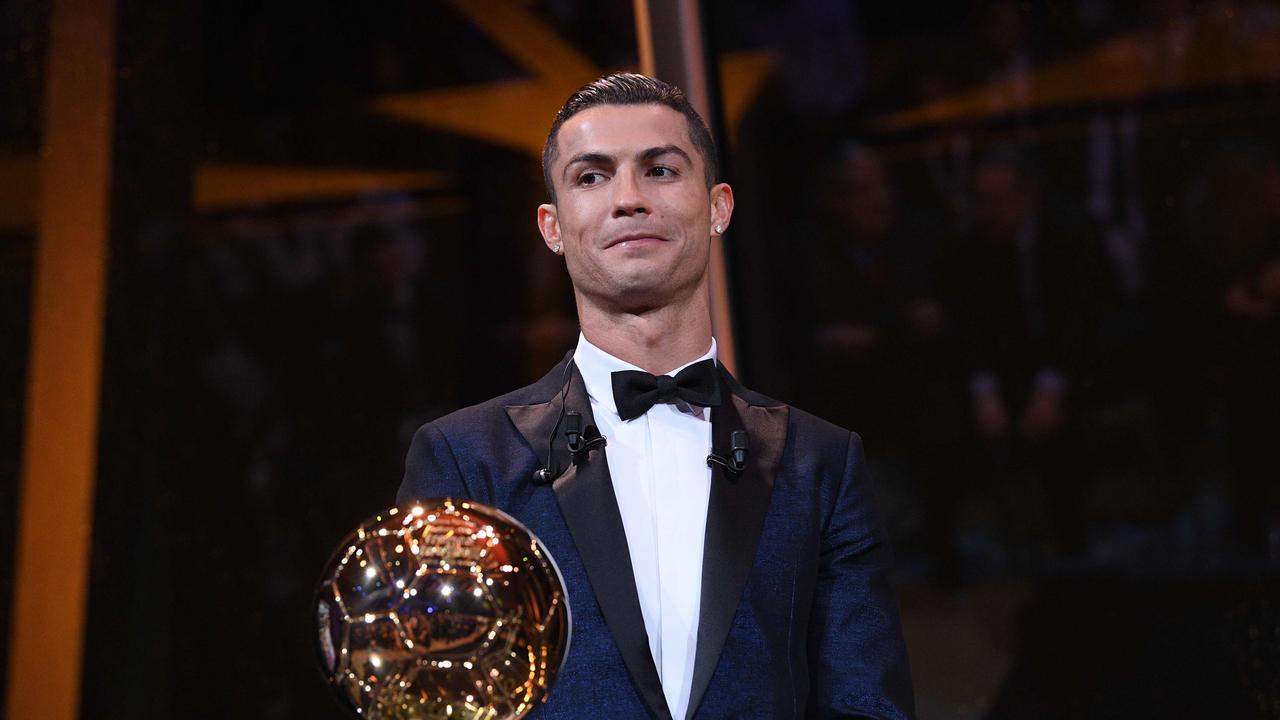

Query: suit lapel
<box><xmin>505</xmin><ymin>361</ymin><xmax>672</xmax><ymax>720</ymax></box>
<box><xmin>685</xmin><ymin>367</ymin><xmax>789</xmax><ymax>719</ymax></box>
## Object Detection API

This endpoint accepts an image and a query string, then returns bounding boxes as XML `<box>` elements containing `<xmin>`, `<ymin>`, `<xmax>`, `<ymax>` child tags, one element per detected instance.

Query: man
<box><xmin>942</xmin><ymin>147</ymin><xmax>1105</xmax><ymax>561</ymax></box>
<box><xmin>806</xmin><ymin>144</ymin><xmax>965</xmax><ymax>581</ymax></box>
<box><xmin>398</xmin><ymin>73</ymin><xmax>913</xmax><ymax>719</ymax></box>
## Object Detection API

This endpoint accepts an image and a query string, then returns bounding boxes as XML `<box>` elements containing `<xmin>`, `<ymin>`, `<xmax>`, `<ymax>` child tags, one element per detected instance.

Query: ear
<box><xmin>709</xmin><ymin>182</ymin><xmax>734</xmax><ymax>237</ymax></box>
<box><xmin>537</xmin><ymin>203</ymin><xmax>561</xmax><ymax>253</ymax></box>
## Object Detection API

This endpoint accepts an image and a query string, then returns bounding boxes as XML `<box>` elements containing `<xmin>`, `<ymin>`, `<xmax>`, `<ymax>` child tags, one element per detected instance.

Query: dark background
<box><xmin>2</xmin><ymin>1</ymin><xmax>1278</xmax><ymax>718</ymax></box>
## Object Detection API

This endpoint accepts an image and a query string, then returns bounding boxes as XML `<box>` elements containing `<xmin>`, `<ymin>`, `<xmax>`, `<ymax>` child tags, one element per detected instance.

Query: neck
<box><xmin>576</xmin><ymin>288</ymin><xmax>714</xmax><ymax>375</ymax></box>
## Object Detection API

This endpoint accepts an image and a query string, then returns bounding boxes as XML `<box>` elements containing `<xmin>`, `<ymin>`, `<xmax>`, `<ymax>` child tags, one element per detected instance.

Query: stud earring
<box><xmin>552</xmin><ymin>244</ymin><xmax>562</xmax><ymax>254</ymax></box>
<box><xmin>714</xmin><ymin>225</ymin><xmax>722</xmax><ymax>234</ymax></box>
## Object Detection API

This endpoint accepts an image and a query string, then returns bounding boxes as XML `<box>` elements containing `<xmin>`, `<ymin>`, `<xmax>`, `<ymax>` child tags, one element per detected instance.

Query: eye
<box><xmin>648</xmin><ymin>165</ymin><xmax>677</xmax><ymax>178</ymax></box>
<box><xmin>577</xmin><ymin>171</ymin><xmax>607</xmax><ymax>186</ymax></box>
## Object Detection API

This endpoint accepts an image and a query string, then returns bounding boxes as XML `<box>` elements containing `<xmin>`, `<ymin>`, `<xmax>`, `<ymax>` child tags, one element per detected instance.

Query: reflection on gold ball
<box><xmin>315</xmin><ymin>499</ymin><xmax>570</xmax><ymax>719</ymax></box>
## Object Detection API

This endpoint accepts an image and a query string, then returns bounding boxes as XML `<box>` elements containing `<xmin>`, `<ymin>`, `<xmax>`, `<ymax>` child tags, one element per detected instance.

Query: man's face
<box><xmin>538</xmin><ymin>103</ymin><xmax>732</xmax><ymax>314</ymax></box>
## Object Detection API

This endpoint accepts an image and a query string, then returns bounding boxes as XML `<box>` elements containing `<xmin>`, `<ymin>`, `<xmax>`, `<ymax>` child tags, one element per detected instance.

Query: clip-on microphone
<box><xmin>533</xmin><ymin>362</ymin><xmax>608</xmax><ymax>485</ymax></box>
<box><xmin>534</xmin><ymin>411</ymin><xmax>608</xmax><ymax>485</ymax></box>
<box><xmin>563</xmin><ymin>411</ymin><xmax>606</xmax><ymax>455</ymax></box>
<box><xmin>707</xmin><ymin>430</ymin><xmax>749</xmax><ymax>475</ymax></box>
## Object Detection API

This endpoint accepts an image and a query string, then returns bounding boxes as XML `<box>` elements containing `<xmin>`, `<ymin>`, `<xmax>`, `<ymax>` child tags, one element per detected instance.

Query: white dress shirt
<box><xmin>573</xmin><ymin>333</ymin><xmax>715</xmax><ymax>720</ymax></box>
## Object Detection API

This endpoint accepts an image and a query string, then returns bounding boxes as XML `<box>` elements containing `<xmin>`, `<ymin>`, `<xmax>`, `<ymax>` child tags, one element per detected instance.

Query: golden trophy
<box><xmin>315</xmin><ymin>499</ymin><xmax>570</xmax><ymax>719</ymax></box>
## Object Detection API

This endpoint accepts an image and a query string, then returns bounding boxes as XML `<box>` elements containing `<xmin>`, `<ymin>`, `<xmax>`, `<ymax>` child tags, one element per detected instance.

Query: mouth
<box><xmin>603</xmin><ymin>233</ymin><xmax>668</xmax><ymax>249</ymax></box>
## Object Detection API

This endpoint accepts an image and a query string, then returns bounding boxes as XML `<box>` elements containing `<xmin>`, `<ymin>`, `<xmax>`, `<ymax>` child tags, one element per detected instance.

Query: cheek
<box><xmin>559</xmin><ymin>204</ymin><xmax>603</xmax><ymax>244</ymax></box>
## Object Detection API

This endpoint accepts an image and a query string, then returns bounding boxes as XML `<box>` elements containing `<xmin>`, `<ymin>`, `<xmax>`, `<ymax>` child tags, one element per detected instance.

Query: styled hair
<box><xmin>541</xmin><ymin>73</ymin><xmax>718</xmax><ymax>202</ymax></box>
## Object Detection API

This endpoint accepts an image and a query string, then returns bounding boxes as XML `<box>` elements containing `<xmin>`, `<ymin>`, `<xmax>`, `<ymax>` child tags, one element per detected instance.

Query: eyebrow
<box><xmin>638</xmin><ymin>144</ymin><xmax>692</xmax><ymax>166</ymax></box>
<box><xmin>562</xmin><ymin>152</ymin><xmax>613</xmax><ymax>183</ymax></box>
<box><xmin>561</xmin><ymin>145</ymin><xmax>694</xmax><ymax>183</ymax></box>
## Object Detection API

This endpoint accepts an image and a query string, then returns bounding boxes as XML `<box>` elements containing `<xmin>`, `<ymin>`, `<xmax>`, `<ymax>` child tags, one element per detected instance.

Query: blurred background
<box><xmin>3</xmin><ymin>0</ymin><xmax>1279</xmax><ymax>718</ymax></box>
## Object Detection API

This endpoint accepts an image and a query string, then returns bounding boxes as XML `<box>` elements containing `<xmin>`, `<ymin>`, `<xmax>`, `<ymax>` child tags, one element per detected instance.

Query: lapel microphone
<box><xmin>533</xmin><ymin>411</ymin><xmax>608</xmax><ymax>485</ymax></box>
<box><xmin>707</xmin><ymin>430</ymin><xmax>750</xmax><ymax>475</ymax></box>
<box><xmin>533</xmin><ymin>361</ymin><xmax>607</xmax><ymax>485</ymax></box>
<box><xmin>564</xmin><ymin>410</ymin><xmax>607</xmax><ymax>455</ymax></box>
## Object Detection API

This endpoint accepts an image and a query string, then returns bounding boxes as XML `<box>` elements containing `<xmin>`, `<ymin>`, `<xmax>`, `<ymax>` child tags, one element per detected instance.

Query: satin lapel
<box><xmin>686</xmin><ymin>369</ymin><xmax>788</xmax><ymax>719</ymax></box>
<box><xmin>504</xmin><ymin>366</ymin><xmax>672</xmax><ymax>720</ymax></box>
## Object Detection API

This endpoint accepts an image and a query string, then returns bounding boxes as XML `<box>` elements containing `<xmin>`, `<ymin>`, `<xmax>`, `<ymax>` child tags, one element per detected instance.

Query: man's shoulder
<box><xmin>421</xmin><ymin>360</ymin><xmax>858</xmax><ymax>454</ymax></box>
<box><xmin>785</xmin><ymin>403</ymin><xmax>861</xmax><ymax>462</ymax></box>
<box><xmin>728</xmin><ymin>371</ymin><xmax>858</xmax><ymax>451</ymax></box>
<box><xmin>420</xmin><ymin>379</ymin><xmax>550</xmax><ymax>437</ymax></box>
<box><xmin>424</xmin><ymin>354</ymin><xmax>569</xmax><ymax>432</ymax></box>
<box><xmin>787</xmin><ymin>402</ymin><xmax>854</xmax><ymax>438</ymax></box>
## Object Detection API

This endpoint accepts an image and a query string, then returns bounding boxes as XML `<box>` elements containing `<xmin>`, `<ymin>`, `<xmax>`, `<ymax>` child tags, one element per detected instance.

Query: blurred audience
<box><xmin>808</xmin><ymin>145</ymin><xmax>945</xmax><ymax>438</ymax></box>
<box><xmin>1183</xmin><ymin>140</ymin><xmax>1280</xmax><ymax>554</ymax></box>
<box><xmin>726</xmin><ymin>0</ymin><xmax>1280</xmax><ymax>579</ymax></box>
<box><xmin>805</xmin><ymin>145</ymin><xmax>972</xmax><ymax>577</ymax></box>
<box><xmin>942</xmin><ymin>147</ymin><xmax>1107</xmax><ymax>563</ymax></box>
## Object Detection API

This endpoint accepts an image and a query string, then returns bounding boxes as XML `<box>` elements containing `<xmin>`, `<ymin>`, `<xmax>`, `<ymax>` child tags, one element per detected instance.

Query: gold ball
<box><xmin>315</xmin><ymin>499</ymin><xmax>570</xmax><ymax>719</ymax></box>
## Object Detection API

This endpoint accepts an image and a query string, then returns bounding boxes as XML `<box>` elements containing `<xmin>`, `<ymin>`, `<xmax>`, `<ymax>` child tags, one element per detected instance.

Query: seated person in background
<box><xmin>942</xmin><ymin>146</ymin><xmax>1106</xmax><ymax>561</ymax></box>
<box><xmin>807</xmin><ymin>144</ymin><xmax>949</xmax><ymax>442</ymax></box>
<box><xmin>807</xmin><ymin>144</ymin><xmax>970</xmax><ymax>578</ymax></box>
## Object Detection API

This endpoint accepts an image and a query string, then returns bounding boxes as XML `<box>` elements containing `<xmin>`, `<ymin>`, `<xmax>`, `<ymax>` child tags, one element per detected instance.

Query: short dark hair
<box><xmin>541</xmin><ymin>73</ymin><xmax>718</xmax><ymax>203</ymax></box>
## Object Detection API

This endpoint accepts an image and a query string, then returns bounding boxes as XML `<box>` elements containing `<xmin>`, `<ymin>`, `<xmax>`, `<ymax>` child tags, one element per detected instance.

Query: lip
<box><xmin>603</xmin><ymin>233</ymin><xmax>668</xmax><ymax>249</ymax></box>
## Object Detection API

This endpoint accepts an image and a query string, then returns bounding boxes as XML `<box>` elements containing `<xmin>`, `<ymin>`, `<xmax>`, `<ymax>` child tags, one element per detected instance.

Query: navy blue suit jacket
<box><xmin>397</xmin><ymin>355</ymin><xmax>914</xmax><ymax>719</ymax></box>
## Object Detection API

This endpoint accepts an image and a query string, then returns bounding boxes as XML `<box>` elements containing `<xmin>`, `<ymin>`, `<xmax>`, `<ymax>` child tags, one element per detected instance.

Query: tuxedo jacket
<box><xmin>397</xmin><ymin>354</ymin><xmax>914</xmax><ymax>719</ymax></box>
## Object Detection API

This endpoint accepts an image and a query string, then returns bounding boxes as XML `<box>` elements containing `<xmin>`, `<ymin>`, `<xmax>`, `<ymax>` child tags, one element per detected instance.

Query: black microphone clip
<box><xmin>565</xmin><ymin>411</ymin><xmax>607</xmax><ymax>456</ymax></box>
<box><xmin>707</xmin><ymin>430</ymin><xmax>749</xmax><ymax>475</ymax></box>
<box><xmin>564</xmin><ymin>411</ymin><xmax>584</xmax><ymax>453</ymax></box>
<box><xmin>534</xmin><ymin>411</ymin><xmax>607</xmax><ymax>485</ymax></box>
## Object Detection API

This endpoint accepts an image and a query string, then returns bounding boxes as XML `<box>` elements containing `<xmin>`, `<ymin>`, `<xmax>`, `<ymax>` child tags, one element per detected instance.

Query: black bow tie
<box><xmin>611</xmin><ymin>359</ymin><xmax>722</xmax><ymax>421</ymax></box>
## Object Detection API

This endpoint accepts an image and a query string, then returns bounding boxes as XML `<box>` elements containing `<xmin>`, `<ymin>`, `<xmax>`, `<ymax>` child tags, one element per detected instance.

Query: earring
<box><xmin>714</xmin><ymin>225</ymin><xmax>722</xmax><ymax>234</ymax></box>
<box><xmin>552</xmin><ymin>244</ymin><xmax>562</xmax><ymax>254</ymax></box>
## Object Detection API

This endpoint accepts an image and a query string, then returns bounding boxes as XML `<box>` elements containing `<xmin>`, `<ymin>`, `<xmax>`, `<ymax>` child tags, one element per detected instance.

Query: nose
<box><xmin>612</xmin><ymin>170</ymin><xmax>649</xmax><ymax>218</ymax></box>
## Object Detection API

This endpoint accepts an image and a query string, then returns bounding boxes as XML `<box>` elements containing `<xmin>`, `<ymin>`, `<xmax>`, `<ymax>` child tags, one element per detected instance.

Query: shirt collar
<box><xmin>572</xmin><ymin>332</ymin><xmax>718</xmax><ymax>417</ymax></box>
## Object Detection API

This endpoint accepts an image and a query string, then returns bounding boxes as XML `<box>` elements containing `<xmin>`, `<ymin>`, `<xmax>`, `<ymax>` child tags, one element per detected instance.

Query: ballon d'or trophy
<box><xmin>315</xmin><ymin>499</ymin><xmax>571</xmax><ymax>719</ymax></box>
